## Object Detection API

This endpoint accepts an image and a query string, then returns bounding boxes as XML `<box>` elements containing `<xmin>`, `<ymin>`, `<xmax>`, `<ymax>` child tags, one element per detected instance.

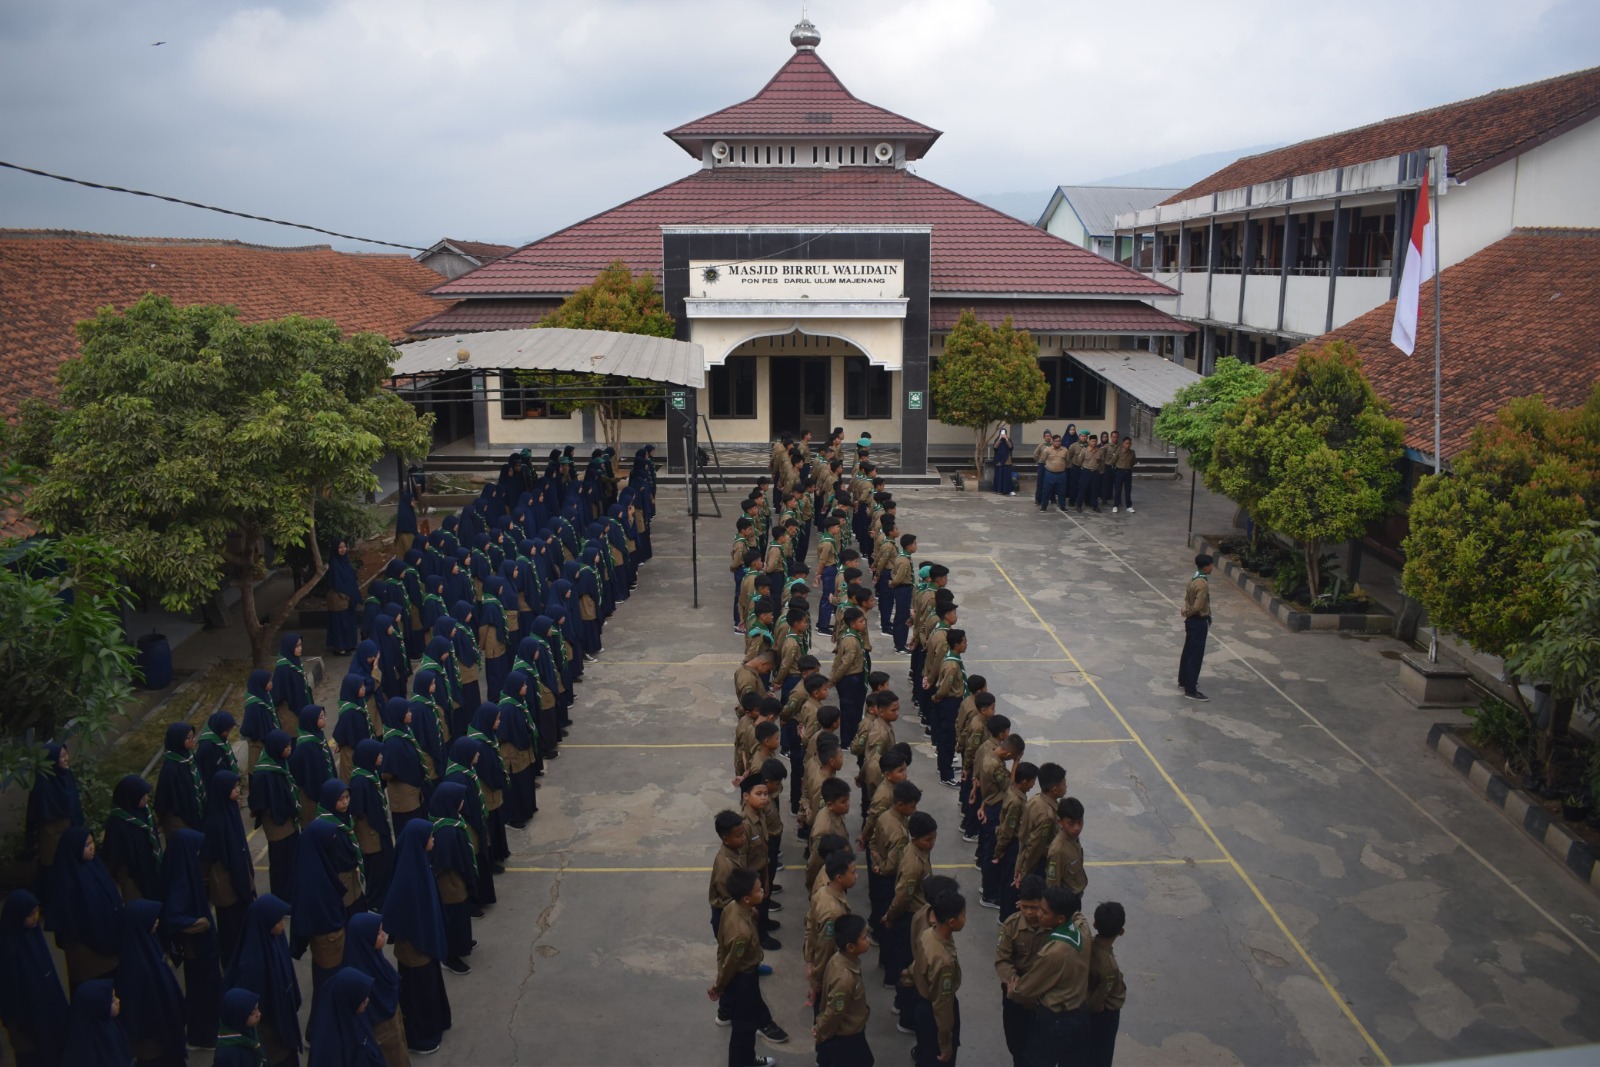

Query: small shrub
<box><xmin>1467</xmin><ymin>696</ymin><xmax>1531</xmax><ymax>770</ymax></box>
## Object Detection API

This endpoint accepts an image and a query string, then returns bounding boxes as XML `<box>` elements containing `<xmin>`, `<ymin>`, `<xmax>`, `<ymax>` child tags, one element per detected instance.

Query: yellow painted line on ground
<box><xmin>1049</xmin><ymin>511</ymin><xmax>1600</xmax><ymax>971</ymax></box>
<box><xmin>987</xmin><ymin>555</ymin><xmax>1392</xmax><ymax>1067</ymax></box>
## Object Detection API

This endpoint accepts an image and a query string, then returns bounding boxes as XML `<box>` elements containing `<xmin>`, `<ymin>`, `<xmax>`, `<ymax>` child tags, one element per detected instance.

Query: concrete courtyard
<box><xmin>248</xmin><ymin>471</ymin><xmax>1600</xmax><ymax>1067</ymax></box>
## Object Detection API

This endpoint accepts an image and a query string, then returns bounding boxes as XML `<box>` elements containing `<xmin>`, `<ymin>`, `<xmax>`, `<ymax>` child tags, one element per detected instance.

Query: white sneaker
<box><xmin>1126</xmin><ymin>507</ymin><xmax>1135</xmax><ymax>513</ymax></box>
<box><xmin>1112</xmin><ymin>507</ymin><xmax>1119</xmax><ymax>513</ymax></box>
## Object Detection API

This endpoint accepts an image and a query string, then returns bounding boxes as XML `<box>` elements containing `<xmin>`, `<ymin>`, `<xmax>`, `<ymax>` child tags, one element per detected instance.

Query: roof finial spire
<box><xmin>790</xmin><ymin>8</ymin><xmax>820</xmax><ymax>51</ymax></box>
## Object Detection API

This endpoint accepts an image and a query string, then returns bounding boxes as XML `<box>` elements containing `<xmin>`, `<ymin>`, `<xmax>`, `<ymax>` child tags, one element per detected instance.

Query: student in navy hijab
<box><xmin>115</xmin><ymin>898</ymin><xmax>185</xmax><ymax>1065</ymax></box>
<box><xmin>314</xmin><ymin>778</ymin><xmax>366</xmax><ymax>918</ymax></box>
<box><xmin>248</xmin><ymin>730</ymin><xmax>300</xmax><ymax>903</ymax></box>
<box><xmin>26</xmin><ymin>741</ymin><xmax>84</xmax><ymax>900</ymax></box>
<box><xmin>443</xmin><ymin>737</ymin><xmax>496</xmax><ymax>903</ymax></box>
<box><xmin>381</xmin><ymin>820</ymin><xmax>451</xmax><ymax>1056</ymax></box>
<box><xmin>372</xmin><ymin>613</ymin><xmax>408</xmax><ymax>700</ymax></box>
<box><xmin>155</xmin><ymin>722</ymin><xmax>207</xmax><ymax>836</ymax></box>
<box><xmin>477</xmin><ymin>577</ymin><xmax>514</xmax><ymax>703</ymax></box>
<box><xmin>427</xmin><ymin>782</ymin><xmax>478</xmax><ymax>975</ymax></box>
<box><xmin>272</xmin><ymin>634</ymin><xmax>311</xmax><ymax>719</ymax></box>
<box><xmin>346</xmin><ymin>640</ymin><xmax>382</xmax><ymax>721</ymax></box>
<box><xmin>202</xmin><ymin>769</ymin><xmax>257</xmax><ymax>966</ymax></box>
<box><xmin>347</xmin><ymin>739</ymin><xmax>394</xmax><ymax>909</ymax></box>
<box><xmin>495</xmin><ymin>671</ymin><xmax>537</xmax><ymax>829</ymax></box>
<box><xmin>325</xmin><ymin>538</ymin><xmax>362</xmax><ymax>655</ymax></box>
<box><xmin>379</xmin><ymin>698</ymin><xmax>430</xmax><ymax>833</ymax></box>
<box><xmin>213</xmin><ymin>988</ymin><xmax>267</xmax><ymax>1067</ymax></box>
<box><xmin>289</xmin><ymin>705</ymin><xmax>336</xmax><ymax>827</ymax></box>
<box><xmin>162</xmin><ymin>827</ymin><xmax>221</xmax><ymax>1050</ymax></box>
<box><xmin>332</xmin><ymin>674</ymin><xmax>373</xmax><ymax>783</ymax></box>
<box><xmin>447</xmin><ymin>601</ymin><xmax>484</xmax><ymax>735</ymax></box>
<box><xmin>240</xmin><ymin>668</ymin><xmax>279</xmax><ymax>776</ymax></box>
<box><xmin>0</xmin><ymin>889</ymin><xmax>69</xmax><ymax>1067</ymax></box>
<box><xmin>100</xmin><ymin>774</ymin><xmax>164</xmax><ymax>903</ymax></box>
<box><xmin>45</xmin><ymin>825</ymin><xmax>122</xmax><ymax>987</ymax></box>
<box><xmin>292</xmin><ymin>817</ymin><xmax>352</xmax><ymax>1002</ymax></box>
<box><xmin>342</xmin><ymin>911</ymin><xmax>406</xmax><ymax>1065</ymax></box>
<box><xmin>408</xmin><ymin>668</ymin><xmax>450</xmax><ymax>777</ymax></box>
<box><xmin>223</xmin><ymin>894</ymin><xmax>302</xmax><ymax>1065</ymax></box>
<box><xmin>60</xmin><ymin>979</ymin><xmax>132</xmax><ymax>1067</ymax></box>
<box><xmin>307</xmin><ymin>967</ymin><xmax>385</xmax><ymax>1067</ymax></box>
<box><xmin>467</xmin><ymin>703</ymin><xmax>511</xmax><ymax>868</ymax></box>
<box><xmin>198</xmin><ymin>709</ymin><xmax>242</xmax><ymax>786</ymax></box>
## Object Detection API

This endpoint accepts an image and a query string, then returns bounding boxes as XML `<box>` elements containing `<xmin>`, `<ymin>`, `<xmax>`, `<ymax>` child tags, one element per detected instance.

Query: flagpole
<box><xmin>1428</xmin><ymin>148</ymin><xmax>1443</xmax><ymax>662</ymax></box>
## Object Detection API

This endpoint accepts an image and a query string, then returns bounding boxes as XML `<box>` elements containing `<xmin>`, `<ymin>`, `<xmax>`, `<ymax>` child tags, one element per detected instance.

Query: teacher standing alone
<box><xmin>1178</xmin><ymin>554</ymin><xmax>1214</xmax><ymax>701</ymax></box>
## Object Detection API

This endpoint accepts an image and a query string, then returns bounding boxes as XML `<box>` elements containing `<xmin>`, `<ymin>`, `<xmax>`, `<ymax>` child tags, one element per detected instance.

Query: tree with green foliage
<box><xmin>1152</xmin><ymin>356</ymin><xmax>1270</xmax><ymax>482</ymax></box>
<box><xmin>21</xmin><ymin>294</ymin><xmax>433</xmax><ymax>667</ymax></box>
<box><xmin>532</xmin><ymin>260</ymin><xmax>676</xmax><ymax>452</ymax></box>
<box><xmin>1404</xmin><ymin>386</ymin><xmax>1600</xmax><ymax>743</ymax></box>
<box><xmin>0</xmin><ymin>457</ymin><xmax>136</xmax><ymax>787</ymax></box>
<box><xmin>1212</xmin><ymin>342</ymin><xmax>1404</xmax><ymax>599</ymax></box>
<box><xmin>929</xmin><ymin>309</ymin><xmax>1049</xmax><ymax>479</ymax></box>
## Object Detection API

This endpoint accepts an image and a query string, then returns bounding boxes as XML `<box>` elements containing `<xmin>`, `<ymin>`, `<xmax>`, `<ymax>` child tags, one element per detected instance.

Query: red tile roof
<box><xmin>666</xmin><ymin>50</ymin><xmax>940</xmax><ymax>159</ymax></box>
<box><xmin>929</xmin><ymin>300</ymin><xmax>1192</xmax><ymax>333</ymax></box>
<box><xmin>0</xmin><ymin>230</ymin><xmax>452</xmax><ymax>421</ymax></box>
<box><xmin>428</xmin><ymin>168</ymin><xmax>1175</xmax><ymax>301</ymax></box>
<box><xmin>1265</xmin><ymin>228</ymin><xmax>1600</xmax><ymax>459</ymax></box>
<box><xmin>441</xmin><ymin>239</ymin><xmax>515</xmax><ymax>262</ymax></box>
<box><xmin>409</xmin><ymin>298</ymin><xmax>563</xmax><ymax>335</ymax></box>
<box><xmin>1164</xmin><ymin>65</ymin><xmax>1600</xmax><ymax>205</ymax></box>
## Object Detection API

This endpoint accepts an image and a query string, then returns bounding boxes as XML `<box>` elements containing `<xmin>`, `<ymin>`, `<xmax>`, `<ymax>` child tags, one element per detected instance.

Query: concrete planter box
<box><xmin>1427</xmin><ymin>723</ymin><xmax>1600</xmax><ymax>896</ymax></box>
<box><xmin>1190</xmin><ymin>535</ymin><xmax>1394</xmax><ymax>634</ymax></box>
<box><xmin>1397</xmin><ymin>653</ymin><xmax>1471</xmax><ymax>707</ymax></box>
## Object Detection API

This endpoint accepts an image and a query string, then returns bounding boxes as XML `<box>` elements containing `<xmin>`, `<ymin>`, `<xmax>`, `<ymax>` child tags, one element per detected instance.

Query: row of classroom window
<box><xmin>497</xmin><ymin>356</ymin><xmax>1108</xmax><ymax>423</ymax></box>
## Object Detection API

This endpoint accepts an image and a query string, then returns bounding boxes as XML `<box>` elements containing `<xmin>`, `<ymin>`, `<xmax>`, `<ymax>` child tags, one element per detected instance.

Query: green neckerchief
<box><xmin>499</xmin><ymin>695</ymin><xmax>538</xmax><ymax>747</ymax></box>
<box><xmin>351</xmin><ymin>765</ymin><xmax>390</xmax><ymax>824</ymax></box>
<box><xmin>254</xmin><ymin>749</ymin><xmax>295</xmax><ymax>783</ymax></box>
<box><xmin>746</xmin><ymin>621</ymin><xmax>773</xmax><ymax>644</ymax></box>
<box><xmin>431</xmin><ymin>814</ymin><xmax>479</xmax><ymax>878</ymax></box>
<box><xmin>897</xmin><ymin>545</ymin><xmax>912</xmax><ymax>560</ymax></box>
<box><xmin>163</xmin><ymin>749</ymin><xmax>207</xmax><ymax>815</ymax></box>
<box><xmin>216</xmin><ymin>1026</ymin><xmax>265</xmax><ymax>1065</ymax></box>
<box><xmin>944</xmin><ymin>651</ymin><xmax>969</xmax><ymax>696</ymax></box>
<box><xmin>197</xmin><ymin>727</ymin><xmax>239</xmax><ymax>775</ymax></box>
<box><xmin>419</xmin><ymin>654</ymin><xmax>459</xmax><ymax>705</ymax></box>
<box><xmin>844</xmin><ymin>630</ymin><xmax>870</xmax><ymax>677</ymax></box>
<box><xmin>316</xmin><ymin>807</ymin><xmax>366</xmax><ymax>885</ymax></box>
<box><xmin>295</xmin><ymin>729</ymin><xmax>335</xmax><ymax>780</ymax></box>
<box><xmin>455</xmin><ymin>622</ymin><xmax>482</xmax><ymax>665</ymax></box>
<box><xmin>1193</xmin><ymin>571</ymin><xmax>1209</xmax><ymax>582</ymax></box>
<box><xmin>733</xmin><ymin>534</ymin><xmax>749</xmax><ymax>551</ymax></box>
<box><xmin>410</xmin><ymin>695</ymin><xmax>449</xmax><ymax>754</ymax></box>
<box><xmin>446</xmin><ymin>760</ymin><xmax>488</xmax><ymax>832</ymax></box>
<box><xmin>337</xmin><ymin>700</ymin><xmax>366</xmax><ymax>738</ymax></box>
<box><xmin>467</xmin><ymin>727</ymin><xmax>503</xmax><ymax>775</ymax></box>
<box><xmin>384</xmin><ymin>724</ymin><xmax>430</xmax><ymax>774</ymax></box>
<box><xmin>274</xmin><ymin>656</ymin><xmax>309</xmax><ymax>698</ymax></box>
<box><xmin>422</xmin><ymin>593</ymin><xmax>447</xmax><ymax>618</ymax></box>
<box><xmin>244</xmin><ymin>694</ymin><xmax>279</xmax><ymax>734</ymax></box>
<box><xmin>111</xmin><ymin>806</ymin><xmax>163</xmax><ymax>860</ymax></box>
<box><xmin>1048</xmin><ymin>919</ymin><xmax>1083</xmax><ymax>949</ymax></box>
<box><xmin>915</xmin><ymin>580</ymin><xmax>934</xmax><ymax>594</ymax></box>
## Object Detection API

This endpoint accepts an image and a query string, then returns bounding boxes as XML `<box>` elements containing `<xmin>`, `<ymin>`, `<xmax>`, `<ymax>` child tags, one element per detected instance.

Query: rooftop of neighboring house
<box><xmin>1038</xmin><ymin>186</ymin><xmax>1182</xmax><ymax>237</ymax></box>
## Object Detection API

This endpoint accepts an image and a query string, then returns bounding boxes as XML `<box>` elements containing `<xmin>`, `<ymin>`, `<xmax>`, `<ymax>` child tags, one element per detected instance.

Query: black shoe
<box><xmin>409</xmin><ymin>1042</ymin><xmax>442</xmax><ymax>1055</ymax></box>
<box><xmin>470</xmin><ymin>906</ymin><xmax>486</xmax><ymax>919</ymax></box>
<box><xmin>767</xmin><ymin>899</ymin><xmax>783</xmax><ymax>913</ymax></box>
<box><xmin>443</xmin><ymin>957</ymin><xmax>471</xmax><ymax>975</ymax></box>
<box><xmin>759</xmin><ymin>934</ymin><xmax>782</xmax><ymax>950</ymax></box>
<box><xmin>759</xmin><ymin>1023</ymin><xmax>790</xmax><ymax>1045</ymax></box>
<box><xmin>769</xmin><ymin>879</ymin><xmax>783</xmax><ymax>891</ymax></box>
<box><xmin>1183</xmin><ymin>689</ymin><xmax>1210</xmax><ymax>701</ymax></box>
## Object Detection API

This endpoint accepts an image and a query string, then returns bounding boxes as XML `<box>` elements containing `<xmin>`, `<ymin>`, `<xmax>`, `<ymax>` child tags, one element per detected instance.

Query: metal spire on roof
<box><xmin>790</xmin><ymin>10</ymin><xmax>820</xmax><ymax>50</ymax></box>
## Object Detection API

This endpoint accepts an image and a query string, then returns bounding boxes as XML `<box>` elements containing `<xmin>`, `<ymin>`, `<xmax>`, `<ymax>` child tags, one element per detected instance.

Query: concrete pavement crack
<box><xmin>506</xmin><ymin>852</ymin><xmax>570</xmax><ymax>1064</ymax></box>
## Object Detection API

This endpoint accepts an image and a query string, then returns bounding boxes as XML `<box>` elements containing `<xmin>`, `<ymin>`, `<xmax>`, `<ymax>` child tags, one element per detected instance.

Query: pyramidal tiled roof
<box><xmin>427</xmin><ymin>168</ymin><xmax>1177</xmax><ymax>300</ymax></box>
<box><xmin>666</xmin><ymin>50</ymin><xmax>941</xmax><ymax>159</ymax></box>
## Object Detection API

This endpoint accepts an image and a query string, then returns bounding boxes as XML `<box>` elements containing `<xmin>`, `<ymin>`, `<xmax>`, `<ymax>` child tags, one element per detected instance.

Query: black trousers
<box><xmin>1178</xmin><ymin>615</ymin><xmax>1210</xmax><ymax>691</ymax></box>
<box><xmin>817</xmin><ymin>1030</ymin><xmax>875</xmax><ymax>1067</ymax></box>
<box><xmin>1086</xmin><ymin>1008</ymin><xmax>1120</xmax><ymax>1067</ymax></box>
<box><xmin>890</xmin><ymin>586</ymin><xmax>913</xmax><ymax>652</ymax></box>
<box><xmin>723</xmin><ymin>968</ymin><xmax>773</xmax><ymax>1067</ymax></box>
<box><xmin>1002</xmin><ymin>994</ymin><xmax>1035</xmax><ymax>1067</ymax></box>
<box><xmin>931</xmin><ymin>697</ymin><xmax>960</xmax><ymax>781</ymax></box>
<box><xmin>1112</xmin><ymin>469</ymin><xmax>1132</xmax><ymax>509</ymax></box>
<box><xmin>837</xmin><ymin>675</ymin><xmax>866</xmax><ymax>751</ymax></box>
<box><xmin>1024</xmin><ymin>1005</ymin><xmax>1088</xmax><ymax>1067</ymax></box>
<box><xmin>912</xmin><ymin>994</ymin><xmax>959</xmax><ymax>1067</ymax></box>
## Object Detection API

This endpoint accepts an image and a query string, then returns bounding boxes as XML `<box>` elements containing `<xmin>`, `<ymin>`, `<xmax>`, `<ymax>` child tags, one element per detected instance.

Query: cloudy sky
<box><xmin>1</xmin><ymin>0</ymin><xmax>1594</xmax><ymax>252</ymax></box>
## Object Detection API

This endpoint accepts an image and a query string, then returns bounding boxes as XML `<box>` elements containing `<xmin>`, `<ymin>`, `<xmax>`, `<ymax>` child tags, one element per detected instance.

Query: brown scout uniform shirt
<box><xmin>1183</xmin><ymin>574</ymin><xmax>1211</xmax><ymax>619</ymax></box>
<box><xmin>734</xmin><ymin>716</ymin><xmax>757</xmax><ymax>776</ymax></box>
<box><xmin>1008</xmin><ymin>915</ymin><xmax>1092</xmax><ymax>1012</ymax></box>
<box><xmin>813</xmin><ymin>952</ymin><xmax>870</xmax><ymax>1043</ymax></box>
<box><xmin>860</xmin><ymin>777</ymin><xmax>897</xmax><ymax>849</ymax></box>
<box><xmin>886</xmin><ymin>843</ymin><xmax>932</xmax><ymax>923</ymax></box>
<box><xmin>977</xmin><ymin>743</ymin><xmax>1012</xmax><ymax>806</ymax></box>
<box><xmin>1015</xmin><ymin>792</ymin><xmax>1059</xmax><ymax>882</ymax></box>
<box><xmin>741</xmin><ymin>805</ymin><xmax>769</xmax><ymax>874</ymax></box>
<box><xmin>806</xmin><ymin>806</ymin><xmax>851</xmax><ymax>890</ymax></box>
<box><xmin>708</xmin><ymin>842</ymin><xmax>742</xmax><ymax>910</ymax></box>
<box><xmin>733</xmin><ymin>664</ymin><xmax>763</xmax><ymax>708</ymax></box>
<box><xmin>1088</xmin><ymin>938</ymin><xmax>1127</xmax><ymax>1013</ymax></box>
<box><xmin>804</xmin><ymin>882</ymin><xmax>852</xmax><ymax>979</ymax></box>
<box><xmin>869</xmin><ymin>806</ymin><xmax>909</xmax><ymax>878</ymax></box>
<box><xmin>1046</xmin><ymin>831</ymin><xmax>1087</xmax><ymax>894</ymax></box>
<box><xmin>995</xmin><ymin>911</ymin><xmax>1051</xmax><ymax>998</ymax></box>
<box><xmin>992</xmin><ymin>780</ymin><xmax>1027</xmax><ymax>858</ymax></box>
<box><xmin>713</xmin><ymin>900</ymin><xmax>763</xmax><ymax>995</ymax></box>
<box><xmin>1114</xmin><ymin>444</ymin><xmax>1137</xmax><ymax>470</ymax></box>
<box><xmin>830</xmin><ymin>631</ymin><xmax>866</xmax><ymax>686</ymax></box>
<box><xmin>910</xmin><ymin>927</ymin><xmax>962</xmax><ymax>1058</ymax></box>
<box><xmin>889</xmin><ymin>550</ymin><xmax>914</xmax><ymax>589</ymax></box>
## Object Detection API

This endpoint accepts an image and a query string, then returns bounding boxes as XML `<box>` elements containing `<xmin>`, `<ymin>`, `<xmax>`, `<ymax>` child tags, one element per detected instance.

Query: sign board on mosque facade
<box><xmin>690</xmin><ymin>259</ymin><xmax>905</xmax><ymax>301</ymax></box>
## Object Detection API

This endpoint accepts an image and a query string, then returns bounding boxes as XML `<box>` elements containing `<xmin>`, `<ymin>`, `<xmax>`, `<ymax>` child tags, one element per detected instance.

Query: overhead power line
<box><xmin>0</xmin><ymin>159</ymin><xmax>428</xmax><ymax>251</ymax></box>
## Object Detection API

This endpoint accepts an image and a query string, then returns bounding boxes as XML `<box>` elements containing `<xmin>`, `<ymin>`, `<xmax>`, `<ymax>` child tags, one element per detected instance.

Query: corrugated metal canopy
<box><xmin>391</xmin><ymin>328</ymin><xmax>705</xmax><ymax>388</ymax></box>
<box><xmin>1068</xmin><ymin>348</ymin><xmax>1203</xmax><ymax>409</ymax></box>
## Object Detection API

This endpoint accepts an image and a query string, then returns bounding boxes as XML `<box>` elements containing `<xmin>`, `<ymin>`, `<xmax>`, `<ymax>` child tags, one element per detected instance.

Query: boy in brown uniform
<box><xmin>957</xmin><ymin>686</ymin><xmax>993</xmax><ymax>840</ymax></box>
<box><xmin>731</xmin><ymin>517</ymin><xmax>757</xmax><ymax>632</ymax></box>
<box><xmin>709</xmin><ymin>866</ymin><xmax>786</xmax><ymax>1065</ymax></box>
<box><xmin>1014</xmin><ymin>763</ymin><xmax>1067</xmax><ymax>890</ymax></box>
<box><xmin>860</xmin><ymin>747</ymin><xmax>910</xmax><ymax>854</ymax></box>
<box><xmin>976</xmin><ymin>721</ymin><xmax>1024</xmax><ymax>908</ymax></box>
<box><xmin>708</xmin><ymin>810</ymin><xmax>745</xmax><ymax>935</ymax></box>
<box><xmin>1045</xmin><ymin>796</ymin><xmax>1088</xmax><ymax>897</ymax></box>
<box><xmin>888</xmin><ymin>533</ymin><xmax>918</xmax><ymax>654</ymax></box>
<box><xmin>807</xmin><ymin>780</ymin><xmax>855</xmax><ymax>891</ymax></box>
<box><xmin>1111</xmin><ymin>438</ymin><xmax>1136</xmax><ymax>514</ymax></box>
<box><xmin>1087</xmin><ymin>901</ymin><xmax>1127</xmax><ymax>1067</ymax></box>
<box><xmin>885</xmin><ymin>811</ymin><xmax>938</xmax><ymax>1015</ymax></box>
<box><xmin>739</xmin><ymin>775</ymin><xmax>782</xmax><ymax>951</ymax></box>
<box><xmin>1178</xmin><ymin>553</ymin><xmax>1214</xmax><ymax>701</ymax></box>
<box><xmin>995</xmin><ymin>875</ymin><xmax>1050</xmax><ymax>1066</ymax></box>
<box><xmin>929</xmin><ymin>628</ymin><xmax>969</xmax><ymax>786</ymax></box>
<box><xmin>992</xmin><ymin>762</ymin><xmax>1038</xmax><ymax>920</ymax></box>
<box><xmin>909</xmin><ymin>889</ymin><xmax>966</xmax><ymax>1066</ymax></box>
<box><xmin>733</xmin><ymin>692</ymin><xmax>763</xmax><ymax>778</ymax></box>
<box><xmin>814</xmin><ymin>913</ymin><xmax>873</xmax><ymax>1067</ymax></box>
<box><xmin>853</xmin><ymin>691</ymin><xmax>900</xmax><ymax>815</ymax></box>
<box><xmin>805</xmin><ymin>848</ymin><xmax>857</xmax><ymax>1009</ymax></box>
<box><xmin>868</xmin><ymin>780</ymin><xmax>919</xmax><ymax>944</ymax></box>
<box><xmin>1012</xmin><ymin>886</ymin><xmax>1092</xmax><ymax>1067</ymax></box>
<box><xmin>830</xmin><ymin>607</ymin><xmax>871</xmax><ymax>749</ymax></box>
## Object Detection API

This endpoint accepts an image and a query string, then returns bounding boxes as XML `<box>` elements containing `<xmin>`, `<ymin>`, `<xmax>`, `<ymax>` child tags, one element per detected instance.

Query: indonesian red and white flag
<box><xmin>1390</xmin><ymin>165</ymin><xmax>1436</xmax><ymax>354</ymax></box>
